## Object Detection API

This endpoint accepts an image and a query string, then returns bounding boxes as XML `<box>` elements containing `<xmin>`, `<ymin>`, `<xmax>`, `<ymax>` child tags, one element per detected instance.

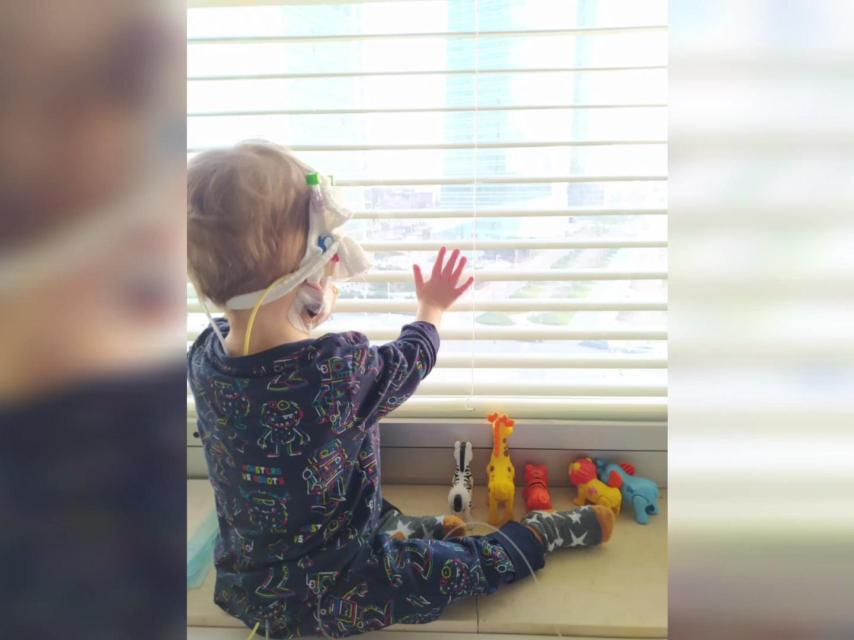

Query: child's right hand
<box><xmin>413</xmin><ymin>248</ymin><xmax>474</xmax><ymax>325</ymax></box>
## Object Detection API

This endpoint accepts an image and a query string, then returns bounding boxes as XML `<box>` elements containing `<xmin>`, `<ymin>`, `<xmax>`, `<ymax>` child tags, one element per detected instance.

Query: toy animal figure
<box><xmin>523</xmin><ymin>463</ymin><xmax>553</xmax><ymax>511</ymax></box>
<box><xmin>569</xmin><ymin>457</ymin><xmax>622</xmax><ymax>516</ymax></box>
<box><xmin>596</xmin><ymin>460</ymin><xmax>661</xmax><ymax>524</ymax></box>
<box><xmin>486</xmin><ymin>413</ymin><xmax>516</xmax><ymax>527</ymax></box>
<box><xmin>448</xmin><ymin>440</ymin><xmax>474</xmax><ymax>521</ymax></box>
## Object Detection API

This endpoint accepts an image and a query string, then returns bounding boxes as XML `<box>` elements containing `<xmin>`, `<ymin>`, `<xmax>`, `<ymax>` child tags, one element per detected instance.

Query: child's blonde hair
<box><xmin>187</xmin><ymin>141</ymin><xmax>310</xmax><ymax>306</ymax></box>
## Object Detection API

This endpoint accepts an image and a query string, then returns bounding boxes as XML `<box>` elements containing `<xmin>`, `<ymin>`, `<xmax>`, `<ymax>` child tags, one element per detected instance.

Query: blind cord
<box><xmin>465</xmin><ymin>0</ymin><xmax>480</xmax><ymax>410</ymax></box>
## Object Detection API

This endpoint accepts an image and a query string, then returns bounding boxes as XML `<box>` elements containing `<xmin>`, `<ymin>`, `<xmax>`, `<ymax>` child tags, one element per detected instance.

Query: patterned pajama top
<box><xmin>187</xmin><ymin>320</ymin><xmax>439</xmax><ymax>633</ymax></box>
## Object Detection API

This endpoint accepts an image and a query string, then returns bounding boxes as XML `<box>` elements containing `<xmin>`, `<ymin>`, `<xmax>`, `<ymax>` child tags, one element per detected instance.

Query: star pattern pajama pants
<box><xmin>308</xmin><ymin>501</ymin><xmax>545</xmax><ymax>637</ymax></box>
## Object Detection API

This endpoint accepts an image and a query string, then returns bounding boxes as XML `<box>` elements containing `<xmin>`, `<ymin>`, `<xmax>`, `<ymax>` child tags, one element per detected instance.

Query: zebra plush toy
<box><xmin>448</xmin><ymin>440</ymin><xmax>474</xmax><ymax>521</ymax></box>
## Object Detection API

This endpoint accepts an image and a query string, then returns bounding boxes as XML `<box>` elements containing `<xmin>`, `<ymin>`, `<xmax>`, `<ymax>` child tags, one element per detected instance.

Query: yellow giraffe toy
<box><xmin>486</xmin><ymin>412</ymin><xmax>516</xmax><ymax>527</ymax></box>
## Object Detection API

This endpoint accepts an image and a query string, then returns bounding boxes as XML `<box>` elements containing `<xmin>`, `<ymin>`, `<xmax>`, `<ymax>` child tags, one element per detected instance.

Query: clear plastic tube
<box><xmin>198</xmin><ymin>295</ymin><xmax>228</xmax><ymax>352</ymax></box>
<box><xmin>441</xmin><ymin>520</ymin><xmax>564</xmax><ymax>639</ymax></box>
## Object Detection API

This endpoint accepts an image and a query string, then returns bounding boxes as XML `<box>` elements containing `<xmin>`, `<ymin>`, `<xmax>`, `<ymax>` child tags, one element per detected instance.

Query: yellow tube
<box><xmin>243</xmin><ymin>273</ymin><xmax>295</xmax><ymax>356</ymax></box>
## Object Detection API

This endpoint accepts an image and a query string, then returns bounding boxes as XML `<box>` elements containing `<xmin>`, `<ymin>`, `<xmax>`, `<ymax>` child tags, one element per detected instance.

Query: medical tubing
<box><xmin>198</xmin><ymin>295</ymin><xmax>228</xmax><ymax>352</ymax></box>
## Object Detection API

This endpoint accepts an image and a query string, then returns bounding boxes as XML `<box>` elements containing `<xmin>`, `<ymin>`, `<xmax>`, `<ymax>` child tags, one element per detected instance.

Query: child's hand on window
<box><xmin>413</xmin><ymin>247</ymin><xmax>474</xmax><ymax>327</ymax></box>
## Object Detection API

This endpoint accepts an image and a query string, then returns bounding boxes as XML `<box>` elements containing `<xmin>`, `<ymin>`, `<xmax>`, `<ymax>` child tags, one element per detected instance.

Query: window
<box><xmin>187</xmin><ymin>0</ymin><xmax>667</xmax><ymax>422</ymax></box>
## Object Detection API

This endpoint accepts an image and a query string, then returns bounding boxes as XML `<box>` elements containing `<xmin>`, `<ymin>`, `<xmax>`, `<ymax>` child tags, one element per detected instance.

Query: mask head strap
<box><xmin>199</xmin><ymin>170</ymin><xmax>369</xmax><ymax>356</ymax></box>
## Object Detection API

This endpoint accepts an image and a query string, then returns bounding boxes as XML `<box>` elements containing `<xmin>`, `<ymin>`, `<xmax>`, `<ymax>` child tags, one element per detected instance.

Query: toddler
<box><xmin>187</xmin><ymin>142</ymin><xmax>614</xmax><ymax>638</ymax></box>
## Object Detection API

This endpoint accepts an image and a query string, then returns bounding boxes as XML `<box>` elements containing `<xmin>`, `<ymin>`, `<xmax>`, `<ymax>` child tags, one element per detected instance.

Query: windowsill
<box><xmin>188</xmin><ymin>417</ymin><xmax>666</xmax><ymax>450</ymax></box>
<box><xmin>188</xmin><ymin>418</ymin><xmax>668</xmax><ymax>486</ymax></box>
<box><xmin>379</xmin><ymin>417</ymin><xmax>667</xmax><ymax>450</ymax></box>
<box><xmin>188</xmin><ymin>480</ymin><xmax>667</xmax><ymax>638</ymax></box>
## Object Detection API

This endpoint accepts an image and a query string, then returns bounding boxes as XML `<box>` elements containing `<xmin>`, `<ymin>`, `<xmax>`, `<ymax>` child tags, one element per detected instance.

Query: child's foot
<box><xmin>378</xmin><ymin>509</ymin><xmax>468</xmax><ymax>541</ymax></box>
<box><xmin>521</xmin><ymin>506</ymin><xmax>614</xmax><ymax>552</ymax></box>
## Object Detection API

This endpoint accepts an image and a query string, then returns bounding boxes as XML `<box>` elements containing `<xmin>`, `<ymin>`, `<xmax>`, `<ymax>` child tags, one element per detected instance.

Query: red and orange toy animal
<box><xmin>569</xmin><ymin>456</ymin><xmax>622</xmax><ymax>516</ymax></box>
<box><xmin>523</xmin><ymin>464</ymin><xmax>553</xmax><ymax>511</ymax></box>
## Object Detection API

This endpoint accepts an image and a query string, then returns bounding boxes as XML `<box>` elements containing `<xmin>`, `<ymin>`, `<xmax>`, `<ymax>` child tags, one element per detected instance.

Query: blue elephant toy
<box><xmin>595</xmin><ymin>460</ymin><xmax>661</xmax><ymax>525</ymax></box>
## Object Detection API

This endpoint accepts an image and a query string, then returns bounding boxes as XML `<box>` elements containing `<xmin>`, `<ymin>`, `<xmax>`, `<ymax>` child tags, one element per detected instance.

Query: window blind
<box><xmin>186</xmin><ymin>0</ymin><xmax>668</xmax><ymax>421</ymax></box>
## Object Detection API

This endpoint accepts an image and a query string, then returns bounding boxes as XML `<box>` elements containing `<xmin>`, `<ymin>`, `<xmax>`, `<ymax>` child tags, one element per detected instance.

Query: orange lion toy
<box><xmin>569</xmin><ymin>457</ymin><xmax>622</xmax><ymax>516</ymax></box>
<box><xmin>523</xmin><ymin>464</ymin><xmax>553</xmax><ymax>511</ymax></box>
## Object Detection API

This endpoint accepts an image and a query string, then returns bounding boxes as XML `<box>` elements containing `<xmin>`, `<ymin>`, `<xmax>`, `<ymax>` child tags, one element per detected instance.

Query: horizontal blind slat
<box><xmin>187</xmin><ymin>396</ymin><xmax>666</xmax><ymax>422</ymax></box>
<box><xmin>416</xmin><ymin>381</ymin><xmax>666</xmax><ymax>397</ymax></box>
<box><xmin>187</xmin><ymin>270</ymin><xmax>666</xmax><ymax>294</ymax></box>
<box><xmin>181</xmin><ymin>343</ymin><xmax>665</xmax><ymax>368</ymax></box>
<box><xmin>188</xmin><ymin>104</ymin><xmax>668</xmax><ymax>117</ymax></box>
<box><xmin>360</xmin><ymin>239</ymin><xmax>666</xmax><ymax>251</ymax></box>
<box><xmin>188</xmin><ymin>139</ymin><xmax>665</xmax><ymax>153</ymax></box>
<box><xmin>386</xmin><ymin>397</ymin><xmax>667</xmax><ymax>420</ymax></box>
<box><xmin>189</xmin><ymin>65</ymin><xmax>668</xmax><ymax>82</ymax></box>
<box><xmin>435</xmin><ymin>355</ymin><xmax>667</xmax><ymax>369</ymax></box>
<box><xmin>354</xmin><ymin>269</ymin><xmax>667</xmax><ymax>282</ymax></box>
<box><xmin>187</xmin><ymin>326</ymin><xmax>666</xmax><ymax>342</ymax></box>
<box><xmin>188</xmin><ymin>299</ymin><xmax>667</xmax><ymax>313</ymax></box>
<box><xmin>334</xmin><ymin>175</ymin><xmax>666</xmax><ymax>186</ymax></box>
<box><xmin>350</xmin><ymin>207</ymin><xmax>667</xmax><ymax>219</ymax></box>
<box><xmin>188</xmin><ymin>25</ymin><xmax>668</xmax><ymax>44</ymax></box>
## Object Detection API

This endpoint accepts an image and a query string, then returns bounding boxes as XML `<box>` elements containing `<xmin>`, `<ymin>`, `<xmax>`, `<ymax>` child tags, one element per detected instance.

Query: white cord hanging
<box><xmin>465</xmin><ymin>0</ymin><xmax>481</xmax><ymax>411</ymax></box>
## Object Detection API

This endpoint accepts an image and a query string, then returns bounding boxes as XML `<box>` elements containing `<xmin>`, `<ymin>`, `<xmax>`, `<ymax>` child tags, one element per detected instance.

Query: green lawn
<box><xmin>529</xmin><ymin>311</ymin><xmax>576</xmax><ymax>326</ymax></box>
<box><xmin>556</xmin><ymin>282</ymin><xmax>592</xmax><ymax>297</ymax></box>
<box><xmin>475</xmin><ymin>312</ymin><xmax>515</xmax><ymax>326</ymax></box>
<box><xmin>510</xmin><ymin>283</ymin><xmax>548</xmax><ymax>299</ymax></box>
<box><xmin>551</xmin><ymin>250</ymin><xmax>580</xmax><ymax>269</ymax></box>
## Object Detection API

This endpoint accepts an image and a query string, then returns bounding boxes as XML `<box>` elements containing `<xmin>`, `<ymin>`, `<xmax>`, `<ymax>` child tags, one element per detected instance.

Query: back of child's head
<box><xmin>188</xmin><ymin>141</ymin><xmax>310</xmax><ymax>306</ymax></box>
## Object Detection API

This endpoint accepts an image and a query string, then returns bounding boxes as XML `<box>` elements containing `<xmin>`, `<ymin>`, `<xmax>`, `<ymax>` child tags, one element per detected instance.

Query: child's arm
<box><xmin>353</xmin><ymin>248</ymin><xmax>473</xmax><ymax>422</ymax></box>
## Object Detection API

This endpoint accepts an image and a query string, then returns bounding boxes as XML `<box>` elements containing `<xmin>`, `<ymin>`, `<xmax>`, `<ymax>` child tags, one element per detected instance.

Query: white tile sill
<box><xmin>188</xmin><ymin>481</ymin><xmax>667</xmax><ymax>638</ymax></box>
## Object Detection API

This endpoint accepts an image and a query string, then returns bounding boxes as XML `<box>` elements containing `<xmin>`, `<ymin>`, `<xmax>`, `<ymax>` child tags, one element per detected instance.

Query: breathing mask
<box><xmin>199</xmin><ymin>172</ymin><xmax>370</xmax><ymax>355</ymax></box>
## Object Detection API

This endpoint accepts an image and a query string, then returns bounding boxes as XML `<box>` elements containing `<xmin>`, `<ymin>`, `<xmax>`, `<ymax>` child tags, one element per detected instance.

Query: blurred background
<box><xmin>0</xmin><ymin>0</ymin><xmax>186</xmax><ymax>637</ymax></box>
<box><xmin>669</xmin><ymin>0</ymin><xmax>854</xmax><ymax>638</ymax></box>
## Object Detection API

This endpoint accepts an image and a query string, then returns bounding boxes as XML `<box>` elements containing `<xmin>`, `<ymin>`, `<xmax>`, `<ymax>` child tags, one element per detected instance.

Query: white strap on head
<box><xmin>223</xmin><ymin>173</ymin><xmax>370</xmax><ymax>311</ymax></box>
<box><xmin>196</xmin><ymin>171</ymin><xmax>371</xmax><ymax>354</ymax></box>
